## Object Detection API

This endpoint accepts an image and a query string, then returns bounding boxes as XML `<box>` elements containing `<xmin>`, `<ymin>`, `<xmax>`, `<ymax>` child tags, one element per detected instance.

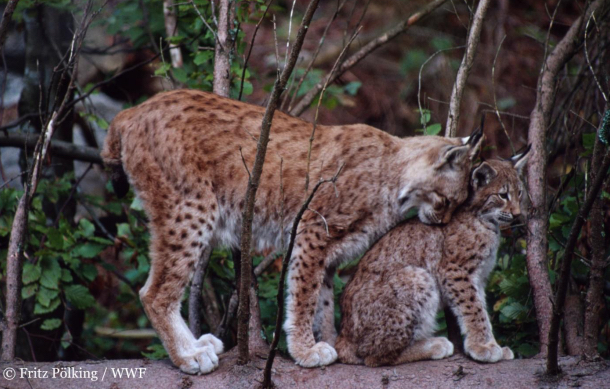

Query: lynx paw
<box><xmin>295</xmin><ymin>342</ymin><xmax>338</xmax><ymax>368</ymax></box>
<box><xmin>465</xmin><ymin>341</ymin><xmax>503</xmax><ymax>363</ymax></box>
<box><xmin>195</xmin><ymin>333</ymin><xmax>224</xmax><ymax>355</ymax></box>
<box><xmin>502</xmin><ymin>346</ymin><xmax>514</xmax><ymax>360</ymax></box>
<box><xmin>430</xmin><ymin>337</ymin><xmax>454</xmax><ymax>360</ymax></box>
<box><xmin>178</xmin><ymin>344</ymin><xmax>220</xmax><ymax>375</ymax></box>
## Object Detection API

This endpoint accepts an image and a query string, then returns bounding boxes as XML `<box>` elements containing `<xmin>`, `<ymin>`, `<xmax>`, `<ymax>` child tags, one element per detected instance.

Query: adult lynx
<box><xmin>336</xmin><ymin>152</ymin><xmax>529</xmax><ymax>366</ymax></box>
<box><xmin>101</xmin><ymin>89</ymin><xmax>482</xmax><ymax>374</ymax></box>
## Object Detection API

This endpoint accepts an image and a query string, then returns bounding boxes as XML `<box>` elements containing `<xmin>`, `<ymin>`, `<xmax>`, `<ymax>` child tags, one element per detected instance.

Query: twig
<box><xmin>491</xmin><ymin>34</ymin><xmax>515</xmax><ymax>153</ymax></box>
<box><xmin>189</xmin><ymin>247</ymin><xmax>212</xmax><ymax>337</ymax></box>
<box><xmin>418</xmin><ymin>45</ymin><xmax>466</xmax><ymax>131</ymax></box>
<box><xmin>238</xmin><ymin>0</ymin><xmax>273</xmax><ymax>101</ymax></box>
<box><xmin>190</xmin><ymin>0</ymin><xmax>222</xmax><ymax>51</ymax></box>
<box><xmin>584</xmin><ymin>11</ymin><xmax>608</xmax><ymax>102</ymax></box>
<box><xmin>305</xmin><ymin>26</ymin><xmax>361</xmax><ymax>193</ymax></box>
<box><xmin>283</xmin><ymin>0</ymin><xmax>348</xmax><ymax>112</ymax></box>
<box><xmin>289</xmin><ymin>0</ymin><xmax>448</xmax><ymax>117</ymax></box>
<box><xmin>0</xmin><ymin>0</ymin><xmax>20</xmax><ymax>54</ymax></box>
<box><xmin>445</xmin><ymin>0</ymin><xmax>491</xmax><ymax>137</ymax></box>
<box><xmin>262</xmin><ymin>164</ymin><xmax>344</xmax><ymax>389</ymax></box>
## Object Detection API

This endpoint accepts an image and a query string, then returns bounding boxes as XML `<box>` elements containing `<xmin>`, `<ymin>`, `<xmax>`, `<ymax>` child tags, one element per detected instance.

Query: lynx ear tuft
<box><xmin>471</xmin><ymin>162</ymin><xmax>498</xmax><ymax>189</ymax></box>
<box><xmin>510</xmin><ymin>145</ymin><xmax>531</xmax><ymax>175</ymax></box>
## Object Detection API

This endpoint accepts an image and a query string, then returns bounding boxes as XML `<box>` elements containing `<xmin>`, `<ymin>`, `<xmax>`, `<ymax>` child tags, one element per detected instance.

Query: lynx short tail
<box><xmin>101</xmin><ymin>118</ymin><xmax>130</xmax><ymax>198</ymax></box>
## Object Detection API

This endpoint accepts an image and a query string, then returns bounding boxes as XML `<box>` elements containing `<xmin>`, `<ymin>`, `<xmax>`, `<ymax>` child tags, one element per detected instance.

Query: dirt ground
<box><xmin>1</xmin><ymin>351</ymin><xmax>608</xmax><ymax>389</ymax></box>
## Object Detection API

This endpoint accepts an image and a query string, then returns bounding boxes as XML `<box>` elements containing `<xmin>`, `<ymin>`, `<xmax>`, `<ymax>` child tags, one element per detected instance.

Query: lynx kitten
<box><xmin>336</xmin><ymin>151</ymin><xmax>529</xmax><ymax>366</ymax></box>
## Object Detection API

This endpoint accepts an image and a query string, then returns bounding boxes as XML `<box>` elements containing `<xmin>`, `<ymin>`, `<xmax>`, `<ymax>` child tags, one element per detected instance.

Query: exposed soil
<box><xmin>1</xmin><ymin>351</ymin><xmax>608</xmax><ymax>389</ymax></box>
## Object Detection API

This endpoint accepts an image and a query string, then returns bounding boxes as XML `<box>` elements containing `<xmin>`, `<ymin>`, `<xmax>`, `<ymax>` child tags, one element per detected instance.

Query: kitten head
<box><xmin>468</xmin><ymin>147</ymin><xmax>530</xmax><ymax>226</ymax></box>
<box><xmin>399</xmin><ymin>125</ymin><xmax>484</xmax><ymax>225</ymax></box>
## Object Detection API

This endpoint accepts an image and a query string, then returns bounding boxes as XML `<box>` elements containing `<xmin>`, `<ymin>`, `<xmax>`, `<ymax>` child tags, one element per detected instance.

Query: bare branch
<box><xmin>188</xmin><ymin>247</ymin><xmax>212</xmax><ymax>337</ymax></box>
<box><xmin>212</xmin><ymin>0</ymin><xmax>231</xmax><ymax>96</ymax></box>
<box><xmin>237</xmin><ymin>0</ymin><xmax>321</xmax><ymax>366</ymax></box>
<box><xmin>289</xmin><ymin>0</ymin><xmax>448</xmax><ymax>117</ymax></box>
<box><xmin>444</xmin><ymin>0</ymin><xmax>491</xmax><ymax>137</ymax></box>
<box><xmin>238</xmin><ymin>0</ymin><xmax>273</xmax><ymax>101</ymax></box>
<box><xmin>164</xmin><ymin>0</ymin><xmax>183</xmax><ymax>68</ymax></box>
<box><xmin>0</xmin><ymin>132</ymin><xmax>102</xmax><ymax>164</ymax></box>
<box><xmin>0</xmin><ymin>0</ymin><xmax>20</xmax><ymax>54</ymax></box>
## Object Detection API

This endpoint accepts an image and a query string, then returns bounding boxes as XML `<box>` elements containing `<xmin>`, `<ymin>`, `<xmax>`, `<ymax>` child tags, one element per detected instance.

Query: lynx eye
<box><xmin>499</xmin><ymin>192</ymin><xmax>509</xmax><ymax>200</ymax></box>
<box><xmin>518</xmin><ymin>190</ymin><xmax>523</xmax><ymax>199</ymax></box>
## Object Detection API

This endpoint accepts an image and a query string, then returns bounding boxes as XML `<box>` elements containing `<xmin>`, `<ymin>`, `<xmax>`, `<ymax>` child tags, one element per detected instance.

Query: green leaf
<box><xmin>79</xmin><ymin>218</ymin><xmax>95</xmax><ymax>237</ymax></box>
<box><xmin>22</xmin><ymin>284</ymin><xmax>38</xmax><ymax>299</ymax></box>
<box><xmin>64</xmin><ymin>285</ymin><xmax>95</xmax><ymax>309</ymax></box>
<box><xmin>34</xmin><ymin>298</ymin><xmax>61</xmax><ymax>315</ymax></box>
<box><xmin>73</xmin><ymin>243</ymin><xmax>105</xmax><ymax>258</ymax></box>
<box><xmin>549</xmin><ymin>212</ymin><xmax>570</xmax><ymax>229</ymax></box>
<box><xmin>193</xmin><ymin>50</ymin><xmax>213</xmax><ymax>66</ymax></box>
<box><xmin>46</xmin><ymin>229</ymin><xmax>64</xmax><ymax>250</ymax></box>
<box><xmin>500</xmin><ymin>301</ymin><xmax>527</xmax><ymax>320</ymax></box>
<box><xmin>41</xmin><ymin>318</ymin><xmax>62</xmax><ymax>331</ymax></box>
<box><xmin>424</xmin><ymin>123</ymin><xmax>442</xmax><ymax>136</ymax></box>
<box><xmin>344</xmin><ymin>81</ymin><xmax>362</xmax><ymax>96</ymax></box>
<box><xmin>22</xmin><ymin>263</ymin><xmax>41</xmax><ymax>284</ymax></box>
<box><xmin>419</xmin><ymin>109</ymin><xmax>431</xmax><ymax>126</ymax></box>
<box><xmin>583</xmin><ymin>133</ymin><xmax>596</xmax><ymax>150</ymax></box>
<box><xmin>142</xmin><ymin>343</ymin><xmax>169</xmax><ymax>360</ymax></box>
<box><xmin>40</xmin><ymin>258</ymin><xmax>62</xmax><ymax>290</ymax></box>
<box><xmin>37</xmin><ymin>286</ymin><xmax>59</xmax><ymax>307</ymax></box>
<box><xmin>81</xmin><ymin>263</ymin><xmax>98</xmax><ymax>282</ymax></box>
<box><xmin>497</xmin><ymin>97</ymin><xmax>516</xmax><ymax>110</ymax></box>
<box><xmin>60</xmin><ymin>269</ymin><xmax>73</xmax><ymax>283</ymax></box>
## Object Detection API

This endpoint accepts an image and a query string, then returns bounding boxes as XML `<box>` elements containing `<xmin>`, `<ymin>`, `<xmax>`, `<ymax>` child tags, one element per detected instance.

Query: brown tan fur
<box><xmin>101</xmin><ymin>89</ymin><xmax>482</xmax><ymax>374</ymax></box>
<box><xmin>336</xmin><ymin>153</ymin><xmax>529</xmax><ymax>367</ymax></box>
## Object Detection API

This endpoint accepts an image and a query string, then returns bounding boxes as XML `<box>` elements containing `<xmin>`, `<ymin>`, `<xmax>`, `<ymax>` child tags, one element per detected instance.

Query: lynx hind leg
<box><xmin>284</xmin><ymin>230</ymin><xmax>337</xmax><ymax>368</ymax></box>
<box><xmin>358</xmin><ymin>266</ymin><xmax>441</xmax><ymax>367</ymax></box>
<box><xmin>388</xmin><ymin>337</ymin><xmax>454</xmax><ymax>365</ymax></box>
<box><xmin>138</xmin><ymin>188</ymin><xmax>223</xmax><ymax>374</ymax></box>
<box><xmin>335</xmin><ymin>335</ymin><xmax>364</xmax><ymax>365</ymax></box>
<box><xmin>313</xmin><ymin>266</ymin><xmax>338</xmax><ymax>346</ymax></box>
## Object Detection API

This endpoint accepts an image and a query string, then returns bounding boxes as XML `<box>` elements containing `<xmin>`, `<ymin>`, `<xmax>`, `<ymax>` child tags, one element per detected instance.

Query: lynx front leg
<box><xmin>284</xmin><ymin>236</ymin><xmax>337</xmax><ymax>367</ymax></box>
<box><xmin>313</xmin><ymin>265</ymin><xmax>338</xmax><ymax>345</ymax></box>
<box><xmin>441</xmin><ymin>271</ymin><xmax>507</xmax><ymax>363</ymax></box>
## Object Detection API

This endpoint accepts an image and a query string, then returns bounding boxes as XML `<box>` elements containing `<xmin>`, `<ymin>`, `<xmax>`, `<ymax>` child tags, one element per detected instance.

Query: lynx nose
<box><xmin>442</xmin><ymin>212</ymin><xmax>452</xmax><ymax>224</ymax></box>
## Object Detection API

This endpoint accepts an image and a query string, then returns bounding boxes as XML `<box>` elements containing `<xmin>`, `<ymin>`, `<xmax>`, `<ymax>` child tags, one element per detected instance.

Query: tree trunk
<box><xmin>583</xmin><ymin>105</ymin><xmax>609</xmax><ymax>358</ymax></box>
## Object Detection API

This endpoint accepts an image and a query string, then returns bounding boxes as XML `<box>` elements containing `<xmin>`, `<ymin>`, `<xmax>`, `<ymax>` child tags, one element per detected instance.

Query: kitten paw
<box><xmin>502</xmin><ymin>346</ymin><xmax>514</xmax><ymax>360</ymax></box>
<box><xmin>430</xmin><ymin>337</ymin><xmax>454</xmax><ymax>360</ymax></box>
<box><xmin>178</xmin><ymin>345</ymin><xmax>220</xmax><ymax>375</ymax></box>
<box><xmin>295</xmin><ymin>342</ymin><xmax>338</xmax><ymax>367</ymax></box>
<box><xmin>465</xmin><ymin>341</ymin><xmax>503</xmax><ymax>363</ymax></box>
<box><xmin>195</xmin><ymin>333</ymin><xmax>224</xmax><ymax>355</ymax></box>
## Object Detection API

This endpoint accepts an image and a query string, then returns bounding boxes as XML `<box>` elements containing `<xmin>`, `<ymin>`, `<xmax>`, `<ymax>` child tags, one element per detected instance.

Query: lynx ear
<box><xmin>471</xmin><ymin>162</ymin><xmax>498</xmax><ymax>189</ymax></box>
<box><xmin>437</xmin><ymin>145</ymin><xmax>472</xmax><ymax>170</ymax></box>
<box><xmin>510</xmin><ymin>145</ymin><xmax>531</xmax><ymax>175</ymax></box>
<box><xmin>439</xmin><ymin>127</ymin><xmax>484</xmax><ymax>170</ymax></box>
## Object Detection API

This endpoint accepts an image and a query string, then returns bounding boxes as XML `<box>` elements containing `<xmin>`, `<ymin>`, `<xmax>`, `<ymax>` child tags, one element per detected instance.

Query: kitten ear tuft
<box><xmin>510</xmin><ymin>145</ymin><xmax>531</xmax><ymax>175</ymax></box>
<box><xmin>471</xmin><ymin>162</ymin><xmax>498</xmax><ymax>189</ymax></box>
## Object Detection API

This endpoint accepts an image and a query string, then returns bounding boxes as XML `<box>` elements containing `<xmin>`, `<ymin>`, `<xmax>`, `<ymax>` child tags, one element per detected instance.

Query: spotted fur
<box><xmin>336</xmin><ymin>153</ymin><xmax>529</xmax><ymax>366</ymax></box>
<box><xmin>101</xmin><ymin>89</ymin><xmax>482</xmax><ymax>373</ymax></box>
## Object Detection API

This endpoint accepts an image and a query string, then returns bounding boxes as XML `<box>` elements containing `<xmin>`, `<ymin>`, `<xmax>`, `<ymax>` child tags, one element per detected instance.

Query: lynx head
<box><xmin>468</xmin><ymin>147</ymin><xmax>530</xmax><ymax>226</ymax></box>
<box><xmin>398</xmin><ymin>125</ymin><xmax>484</xmax><ymax>225</ymax></box>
